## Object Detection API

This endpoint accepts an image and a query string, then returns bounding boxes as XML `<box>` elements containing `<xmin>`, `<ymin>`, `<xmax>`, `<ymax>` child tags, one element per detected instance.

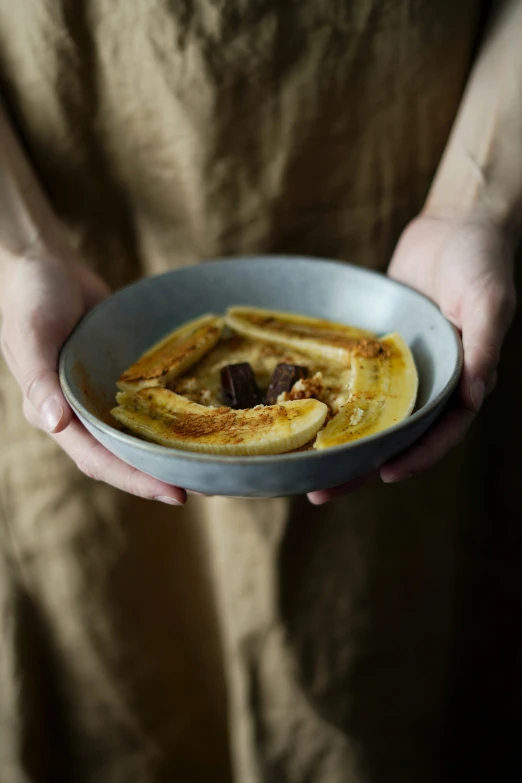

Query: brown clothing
<box><xmin>1</xmin><ymin>2</ymin><xmax>521</xmax><ymax>782</ymax></box>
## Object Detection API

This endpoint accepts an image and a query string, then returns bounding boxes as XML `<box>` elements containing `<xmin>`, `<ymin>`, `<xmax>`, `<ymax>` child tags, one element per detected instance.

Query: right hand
<box><xmin>0</xmin><ymin>249</ymin><xmax>187</xmax><ymax>505</ymax></box>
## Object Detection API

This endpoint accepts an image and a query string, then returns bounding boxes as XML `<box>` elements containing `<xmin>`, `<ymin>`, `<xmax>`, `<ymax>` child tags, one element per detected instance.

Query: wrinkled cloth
<box><xmin>1</xmin><ymin>2</ymin><xmax>521</xmax><ymax>782</ymax></box>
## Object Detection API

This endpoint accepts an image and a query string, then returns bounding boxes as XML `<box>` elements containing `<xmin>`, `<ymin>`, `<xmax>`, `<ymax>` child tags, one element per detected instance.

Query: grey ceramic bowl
<box><xmin>59</xmin><ymin>256</ymin><xmax>462</xmax><ymax>497</ymax></box>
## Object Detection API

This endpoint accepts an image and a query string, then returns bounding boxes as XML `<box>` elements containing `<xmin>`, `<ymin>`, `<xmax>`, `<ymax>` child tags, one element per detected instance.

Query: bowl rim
<box><xmin>59</xmin><ymin>256</ymin><xmax>463</xmax><ymax>464</ymax></box>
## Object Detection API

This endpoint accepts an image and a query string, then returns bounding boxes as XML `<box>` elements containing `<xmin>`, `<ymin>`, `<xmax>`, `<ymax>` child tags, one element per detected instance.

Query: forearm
<box><xmin>426</xmin><ymin>0</ymin><xmax>522</xmax><ymax>245</ymax></box>
<box><xmin>0</xmin><ymin>100</ymin><xmax>62</xmax><ymax>261</ymax></box>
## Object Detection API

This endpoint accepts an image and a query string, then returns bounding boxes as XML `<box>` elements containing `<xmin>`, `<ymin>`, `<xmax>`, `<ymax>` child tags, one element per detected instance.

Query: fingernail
<box><xmin>155</xmin><ymin>495</ymin><xmax>184</xmax><ymax>506</ymax></box>
<box><xmin>41</xmin><ymin>398</ymin><xmax>64</xmax><ymax>432</ymax></box>
<box><xmin>308</xmin><ymin>494</ymin><xmax>329</xmax><ymax>506</ymax></box>
<box><xmin>382</xmin><ymin>472</ymin><xmax>413</xmax><ymax>484</ymax></box>
<box><xmin>470</xmin><ymin>378</ymin><xmax>485</xmax><ymax>412</ymax></box>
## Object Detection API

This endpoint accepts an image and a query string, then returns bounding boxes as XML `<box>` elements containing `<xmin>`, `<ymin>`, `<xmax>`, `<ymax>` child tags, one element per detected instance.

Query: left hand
<box><xmin>308</xmin><ymin>213</ymin><xmax>517</xmax><ymax>504</ymax></box>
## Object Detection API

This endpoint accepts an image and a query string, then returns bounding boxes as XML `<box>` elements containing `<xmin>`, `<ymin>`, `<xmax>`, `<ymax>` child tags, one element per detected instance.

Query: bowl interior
<box><xmin>60</xmin><ymin>257</ymin><xmax>460</xmax><ymax>444</ymax></box>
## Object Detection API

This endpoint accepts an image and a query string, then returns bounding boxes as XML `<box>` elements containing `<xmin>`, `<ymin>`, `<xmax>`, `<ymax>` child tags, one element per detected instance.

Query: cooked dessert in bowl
<box><xmin>111</xmin><ymin>307</ymin><xmax>419</xmax><ymax>455</ymax></box>
<box><xmin>58</xmin><ymin>256</ymin><xmax>462</xmax><ymax>497</ymax></box>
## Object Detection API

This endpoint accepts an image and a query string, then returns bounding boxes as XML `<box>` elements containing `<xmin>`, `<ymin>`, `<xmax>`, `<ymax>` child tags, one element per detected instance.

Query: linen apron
<box><xmin>1</xmin><ymin>2</ymin><xmax>521</xmax><ymax>782</ymax></box>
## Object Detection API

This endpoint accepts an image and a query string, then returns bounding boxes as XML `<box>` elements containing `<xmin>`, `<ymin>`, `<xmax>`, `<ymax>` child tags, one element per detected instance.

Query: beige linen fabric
<box><xmin>2</xmin><ymin>2</ymin><xmax>521</xmax><ymax>782</ymax></box>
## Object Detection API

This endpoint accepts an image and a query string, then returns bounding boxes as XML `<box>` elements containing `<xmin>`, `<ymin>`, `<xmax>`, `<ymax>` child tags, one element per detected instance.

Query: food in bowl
<box><xmin>111</xmin><ymin>307</ymin><xmax>418</xmax><ymax>455</ymax></box>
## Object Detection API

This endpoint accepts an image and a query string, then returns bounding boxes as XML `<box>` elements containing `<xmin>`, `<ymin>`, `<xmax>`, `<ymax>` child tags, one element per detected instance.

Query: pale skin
<box><xmin>0</xmin><ymin>1</ymin><xmax>520</xmax><ymax>507</ymax></box>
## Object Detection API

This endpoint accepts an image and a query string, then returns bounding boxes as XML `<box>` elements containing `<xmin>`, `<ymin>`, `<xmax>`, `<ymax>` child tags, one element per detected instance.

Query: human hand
<box><xmin>308</xmin><ymin>214</ymin><xmax>516</xmax><ymax>504</ymax></box>
<box><xmin>0</xmin><ymin>247</ymin><xmax>187</xmax><ymax>505</ymax></box>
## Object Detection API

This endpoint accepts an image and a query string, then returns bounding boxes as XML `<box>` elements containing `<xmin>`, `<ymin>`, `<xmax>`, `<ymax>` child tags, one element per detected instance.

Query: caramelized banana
<box><xmin>225</xmin><ymin>306</ymin><xmax>375</xmax><ymax>362</ymax></box>
<box><xmin>118</xmin><ymin>314</ymin><xmax>224</xmax><ymax>392</ymax></box>
<box><xmin>314</xmin><ymin>333</ymin><xmax>418</xmax><ymax>449</ymax></box>
<box><xmin>112</xmin><ymin>388</ymin><xmax>328</xmax><ymax>455</ymax></box>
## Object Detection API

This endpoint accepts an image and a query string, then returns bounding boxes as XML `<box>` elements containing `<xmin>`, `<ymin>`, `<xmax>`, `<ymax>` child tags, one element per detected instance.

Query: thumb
<box><xmin>1</xmin><ymin>308</ymin><xmax>74</xmax><ymax>434</ymax></box>
<box><xmin>7</xmin><ymin>325</ymin><xmax>73</xmax><ymax>433</ymax></box>
<box><xmin>23</xmin><ymin>354</ymin><xmax>72</xmax><ymax>434</ymax></box>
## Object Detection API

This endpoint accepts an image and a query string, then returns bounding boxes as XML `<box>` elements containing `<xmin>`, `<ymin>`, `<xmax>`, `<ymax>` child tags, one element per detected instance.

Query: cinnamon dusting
<box><xmin>120</xmin><ymin>324</ymin><xmax>220</xmax><ymax>384</ymax></box>
<box><xmin>352</xmin><ymin>339</ymin><xmax>391</xmax><ymax>359</ymax></box>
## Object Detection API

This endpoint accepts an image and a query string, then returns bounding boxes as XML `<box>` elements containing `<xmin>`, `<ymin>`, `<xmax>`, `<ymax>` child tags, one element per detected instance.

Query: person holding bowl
<box><xmin>0</xmin><ymin>1</ymin><xmax>520</xmax><ymax>781</ymax></box>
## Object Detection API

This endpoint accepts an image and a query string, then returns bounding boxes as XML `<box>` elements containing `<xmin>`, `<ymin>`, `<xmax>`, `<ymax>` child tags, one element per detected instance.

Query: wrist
<box><xmin>425</xmin><ymin>154</ymin><xmax>522</xmax><ymax>252</ymax></box>
<box><xmin>422</xmin><ymin>193</ymin><xmax>520</xmax><ymax>254</ymax></box>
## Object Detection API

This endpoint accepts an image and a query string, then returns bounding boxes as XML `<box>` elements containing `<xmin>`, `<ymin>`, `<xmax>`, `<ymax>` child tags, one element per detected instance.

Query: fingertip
<box><xmin>307</xmin><ymin>492</ymin><xmax>330</xmax><ymax>505</ymax></box>
<box><xmin>485</xmin><ymin>370</ymin><xmax>498</xmax><ymax>396</ymax></box>
<box><xmin>307</xmin><ymin>475</ymin><xmax>373</xmax><ymax>504</ymax></box>
<box><xmin>380</xmin><ymin>469</ymin><xmax>412</xmax><ymax>484</ymax></box>
<box><xmin>55</xmin><ymin>402</ymin><xmax>75</xmax><ymax>433</ymax></box>
<box><xmin>169</xmin><ymin>486</ymin><xmax>188</xmax><ymax>505</ymax></box>
<box><xmin>41</xmin><ymin>396</ymin><xmax>70</xmax><ymax>433</ymax></box>
<box><xmin>155</xmin><ymin>494</ymin><xmax>186</xmax><ymax>506</ymax></box>
<box><xmin>469</xmin><ymin>378</ymin><xmax>485</xmax><ymax>412</ymax></box>
<box><xmin>152</xmin><ymin>482</ymin><xmax>187</xmax><ymax>506</ymax></box>
<box><xmin>132</xmin><ymin>477</ymin><xmax>187</xmax><ymax>506</ymax></box>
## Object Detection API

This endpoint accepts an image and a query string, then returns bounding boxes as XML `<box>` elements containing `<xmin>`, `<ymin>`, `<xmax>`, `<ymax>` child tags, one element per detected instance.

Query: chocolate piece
<box><xmin>265</xmin><ymin>363</ymin><xmax>309</xmax><ymax>405</ymax></box>
<box><xmin>220</xmin><ymin>363</ymin><xmax>262</xmax><ymax>409</ymax></box>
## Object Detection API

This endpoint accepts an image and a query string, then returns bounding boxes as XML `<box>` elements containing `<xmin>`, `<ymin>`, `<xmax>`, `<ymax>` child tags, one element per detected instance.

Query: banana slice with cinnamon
<box><xmin>117</xmin><ymin>314</ymin><xmax>224</xmax><ymax>392</ymax></box>
<box><xmin>225</xmin><ymin>306</ymin><xmax>374</xmax><ymax>362</ymax></box>
<box><xmin>112</xmin><ymin>388</ymin><xmax>328</xmax><ymax>455</ymax></box>
<box><xmin>314</xmin><ymin>333</ymin><xmax>418</xmax><ymax>449</ymax></box>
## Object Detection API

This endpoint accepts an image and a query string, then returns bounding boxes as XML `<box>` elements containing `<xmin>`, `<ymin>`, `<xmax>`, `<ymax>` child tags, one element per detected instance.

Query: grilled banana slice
<box><xmin>112</xmin><ymin>388</ymin><xmax>328</xmax><ymax>455</ymax></box>
<box><xmin>225</xmin><ymin>306</ymin><xmax>375</xmax><ymax>362</ymax></box>
<box><xmin>117</xmin><ymin>314</ymin><xmax>224</xmax><ymax>392</ymax></box>
<box><xmin>314</xmin><ymin>333</ymin><xmax>418</xmax><ymax>449</ymax></box>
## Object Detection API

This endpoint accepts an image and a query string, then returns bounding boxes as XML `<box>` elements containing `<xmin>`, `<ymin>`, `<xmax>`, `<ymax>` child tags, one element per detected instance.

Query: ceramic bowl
<box><xmin>59</xmin><ymin>256</ymin><xmax>462</xmax><ymax>497</ymax></box>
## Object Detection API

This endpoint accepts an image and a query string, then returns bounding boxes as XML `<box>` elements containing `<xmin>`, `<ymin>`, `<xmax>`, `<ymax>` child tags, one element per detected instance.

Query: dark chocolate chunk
<box><xmin>265</xmin><ymin>363</ymin><xmax>308</xmax><ymax>405</ymax></box>
<box><xmin>220</xmin><ymin>363</ymin><xmax>262</xmax><ymax>409</ymax></box>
